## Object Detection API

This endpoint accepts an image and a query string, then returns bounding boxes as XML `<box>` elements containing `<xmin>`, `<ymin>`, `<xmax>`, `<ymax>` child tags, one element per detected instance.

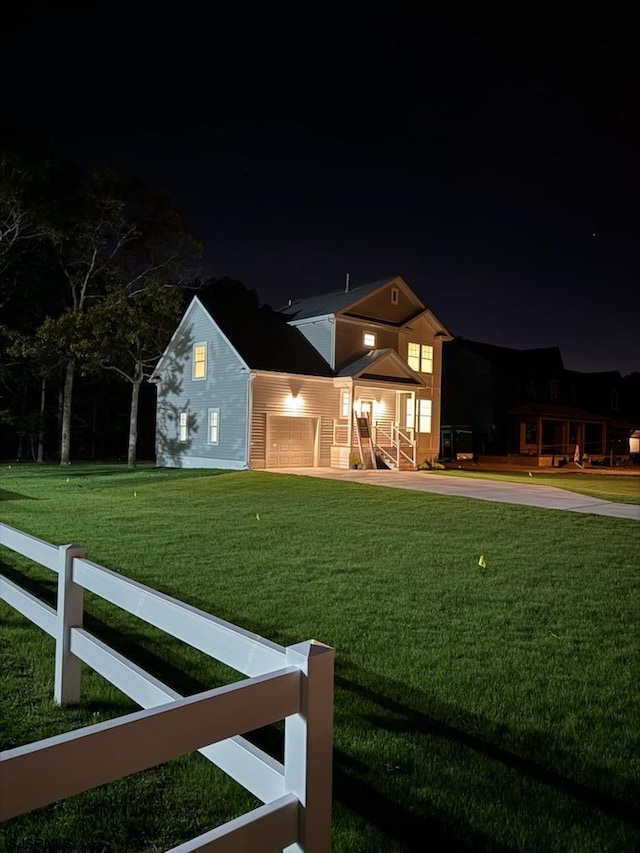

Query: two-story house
<box><xmin>151</xmin><ymin>276</ymin><xmax>452</xmax><ymax>470</ymax></box>
<box><xmin>441</xmin><ymin>337</ymin><xmax>632</xmax><ymax>465</ymax></box>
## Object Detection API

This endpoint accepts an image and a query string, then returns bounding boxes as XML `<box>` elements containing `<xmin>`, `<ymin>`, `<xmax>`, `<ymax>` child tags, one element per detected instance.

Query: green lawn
<box><xmin>1</xmin><ymin>464</ymin><xmax>639</xmax><ymax>852</ymax></box>
<box><xmin>437</xmin><ymin>468</ymin><xmax>640</xmax><ymax>505</ymax></box>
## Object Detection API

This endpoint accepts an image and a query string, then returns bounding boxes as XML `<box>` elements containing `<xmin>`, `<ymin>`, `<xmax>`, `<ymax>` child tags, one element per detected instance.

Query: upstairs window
<box><xmin>407</xmin><ymin>342</ymin><xmax>433</xmax><ymax>374</ymax></box>
<box><xmin>363</xmin><ymin>332</ymin><xmax>376</xmax><ymax>348</ymax></box>
<box><xmin>611</xmin><ymin>389</ymin><xmax>618</xmax><ymax>411</ymax></box>
<box><xmin>391</xmin><ymin>287</ymin><xmax>399</xmax><ymax>305</ymax></box>
<box><xmin>550</xmin><ymin>379</ymin><xmax>558</xmax><ymax>400</ymax></box>
<box><xmin>193</xmin><ymin>343</ymin><xmax>207</xmax><ymax>380</ymax></box>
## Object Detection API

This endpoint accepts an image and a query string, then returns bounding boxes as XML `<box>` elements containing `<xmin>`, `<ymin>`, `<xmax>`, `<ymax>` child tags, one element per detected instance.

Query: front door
<box><xmin>360</xmin><ymin>400</ymin><xmax>373</xmax><ymax>423</ymax></box>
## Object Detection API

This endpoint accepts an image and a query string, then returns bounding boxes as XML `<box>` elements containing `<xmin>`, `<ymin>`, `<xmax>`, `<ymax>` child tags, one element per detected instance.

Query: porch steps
<box><xmin>354</xmin><ymin>414</ymin><xmax>377</xmax><ymax>469</ymax></box>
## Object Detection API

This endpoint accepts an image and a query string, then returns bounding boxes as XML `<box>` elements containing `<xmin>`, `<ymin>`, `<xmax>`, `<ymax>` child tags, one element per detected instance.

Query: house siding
<box><xmin>155</xmin><ymin>303</ymin><xmax>250</xmax><ymax>469</ymax></box>
<box><xmin>250</xmin><ymin>374</ymin><xmax>338</xmax><ymax>468</ymax></box>
<box><xmin>290</xmin><ymin>318</ymin><xmax>334</xmax><ymax>367</ymax></box>
<box><xmin>335</xmin><ymin>320</ymin><xmax>399</xmax><ymax>371</ymax></box>
<box><xmin>347</xmin><ymin>284</ymin><xmax>419</xmax><ymax>324</ymax></box>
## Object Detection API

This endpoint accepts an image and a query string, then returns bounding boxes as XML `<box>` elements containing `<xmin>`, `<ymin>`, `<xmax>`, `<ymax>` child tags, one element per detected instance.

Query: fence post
<box><xmin>284</xmin><ymin>640</ymin><xmax>335</xmax><ymax>853</ymax></box>
<box><xmin>54</xmin><ymin>543</ymin><xmax>86</xmax><ymax>705</ymax></box>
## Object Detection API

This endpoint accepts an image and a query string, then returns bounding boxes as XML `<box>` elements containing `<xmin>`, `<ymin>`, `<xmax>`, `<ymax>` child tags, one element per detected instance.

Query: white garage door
<box><xmin>267</xmin><ymin>417</ymin><xmax>316</xmax><ymax>467</ymax></box>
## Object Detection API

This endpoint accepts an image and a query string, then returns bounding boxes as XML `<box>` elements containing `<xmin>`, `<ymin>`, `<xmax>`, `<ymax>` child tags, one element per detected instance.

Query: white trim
<box><xmin>158</xmin><ymin>456</ymin><xmax>248</xmax><ymax>470</ymax></box>
<box><xmin>207</xmin><ymin>407</ymin><xmax>220</xmax><ymax>445</ymax></box>
<box><xmin>178</xmin><ymin>411</ymin><xmax>188</xmax><ymax>443</ymax></box>
<box><xmin>152</xmin><ymin>297</ymin><xmax>251</xmax><ymax>380</ymax></box>
<box><xmin>286</xmin><ymin>314</ymin><xmax>333</xmax><ymax>326</ymax></box>
<box><xmin>192</xmin><ymin>342</ymin><xmax>207</xmax><ymax>381</ymax></box>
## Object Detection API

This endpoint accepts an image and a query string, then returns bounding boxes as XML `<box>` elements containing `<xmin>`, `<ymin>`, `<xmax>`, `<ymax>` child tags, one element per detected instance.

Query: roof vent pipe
<box><xmin>345</xmin><ymin>273</ymin><xmax>350</xmax><ymax>293</ymax></box>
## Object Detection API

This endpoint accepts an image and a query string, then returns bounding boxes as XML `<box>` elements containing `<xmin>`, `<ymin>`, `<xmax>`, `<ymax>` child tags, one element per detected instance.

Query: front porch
<box><xmin>509</xmin><ymin>403</ymin><xmax>611</xmax><ymax>467</ymax></box>
<box><xmin>331</xmin><ymin>385</ymin><xmax>423</xmax><ymax>470</ymax></box>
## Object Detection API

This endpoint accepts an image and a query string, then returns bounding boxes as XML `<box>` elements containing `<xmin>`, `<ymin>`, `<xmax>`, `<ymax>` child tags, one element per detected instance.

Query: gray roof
<box><xmin>196</xmin><ymin>296</ymin><xmax>335</xmax><ymax>377</ymax></box>
<box><xmin>280</xmin><ymin>278</ymin><xmax>397</xmax><ymax>321</ymax></box>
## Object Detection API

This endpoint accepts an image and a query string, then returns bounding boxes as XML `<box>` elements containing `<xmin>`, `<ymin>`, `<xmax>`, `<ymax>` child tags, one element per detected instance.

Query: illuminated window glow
<box><xmin>407</xmin><ymin>342</ymin><xmax>433</xmax><ymax>373</ymax></box>
<box><xmin>418</xmin><ymin>399</ymin><xmax>432</xmax><ymax>433</ymax></box>
<box><xmin>405</xmin><ymin>397</ymin><xmax>415</xmax><ymax>431</ymax></box>
<box><xmin>178</xmin><ymin>411</ymin><xmax>188</xmax><ymax>442</ymax></box>
<box><xmin>193</xmin><ymin>343</ymin><xmax>207</xmax><ymax>379</ymax></box>
<box><xmin>208</xmin><ymin>408</ymin><xmax>219</xmax><ymax>444</ymax></box>
<box><xmin>363</xmin><ymin>332</ymin><xmax>376</xmax><ymax>348</ymax></box>
<box><xmin>341</xmin><ymin>390</ymin><xmax>350</xmax><ymax>418</ymax></box>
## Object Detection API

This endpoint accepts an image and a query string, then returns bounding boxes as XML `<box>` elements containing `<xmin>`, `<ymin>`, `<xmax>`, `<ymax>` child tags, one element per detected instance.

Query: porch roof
<box><xmin>337</xmin><ymin>348</ymin><xmax>423</xmax><ymax>385</ymax></box>
<box><xmin>508</xmin><ymin>403</ymin><xmax>610</xmax><ymax>422</ymax></box>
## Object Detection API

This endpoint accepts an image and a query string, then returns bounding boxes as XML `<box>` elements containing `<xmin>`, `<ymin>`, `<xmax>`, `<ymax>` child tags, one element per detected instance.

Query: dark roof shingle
<box><xmin>198</xmin><ymin>296</ymin><xmax>334</xmax><ymax>376</ymax></box>
<box><xmin>280</xmin><ymin>278</ymin><xmax>396</xmax><ymax>321</ymax></box>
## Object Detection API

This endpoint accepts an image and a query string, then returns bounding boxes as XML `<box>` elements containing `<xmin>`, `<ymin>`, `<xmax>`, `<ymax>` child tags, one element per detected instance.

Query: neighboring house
<box><xmin>441</xmin><ymin>337</ymin><xmax>634</xmax><ymax>465</ymax></box>
<box><xmin>151</xmin><ymin>276</ymin><xmax>452</xmax><ymax>470</ymax></box>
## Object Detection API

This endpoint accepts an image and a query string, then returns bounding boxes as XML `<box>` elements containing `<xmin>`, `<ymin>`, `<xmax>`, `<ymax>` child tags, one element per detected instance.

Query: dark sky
<box><xmin>3</xmin><ymin>4</ymin><xmax>638</xmax><ymax>374</ymax></box>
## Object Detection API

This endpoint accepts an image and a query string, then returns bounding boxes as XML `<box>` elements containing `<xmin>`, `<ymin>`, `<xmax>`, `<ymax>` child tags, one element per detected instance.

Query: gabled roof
<box><xmin>508</xmin><ymin>403</ymin><xmax>610</xmax><ymax>421</ymax></box>
<box><xmin>281</xmin><ymin>276</ymin><xmax>422</xmax><ymax>321</ymax></box>
<box><xmin>194</xmin><ymin>295</ymin><xmax>335</xmax><ymax>376</ymax></box>
<box><xmin>449</xmin><ymin>338</ymin><xmax>565</xmax><ymax>372</ymax></box>
<box><xmin>337</xmin><ymin>348</ymin><xmax>423</xmax><ymax>384</ymax></box>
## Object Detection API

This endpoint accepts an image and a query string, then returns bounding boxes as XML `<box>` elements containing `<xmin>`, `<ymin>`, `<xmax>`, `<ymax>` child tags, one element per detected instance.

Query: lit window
<box><xmin>208</xmin><ymin>408</ymin><xmax>220</xmax><ymax>444</ymax></box>
<box><xmin>341</xmin><ymin>390</ymin><xmax>350</xmax><ymax>419</ymax></box>
<box><xmin>178</xmin><ymin>411</ymin><xmax>188</xmax><ymax>442</ymax></box>
<box><xmin>407</xmin><ymin>342</ymin><xmax>433</xmax><ymax>374</ymax></box>
<box><xmin>193</xmin><ymin>343</ymin><xmax>207</xmax><ymax>379</ymax></box>
<box><xmin>421</xmin><ymin>345</ymin><xmax>433</xmax><ymax>373</ymax></box>
<box><xmin>418</xmin><ymin>399</ymin><xmax>432</xmax><ymax>433</ymax></box>
<box><xmin>363</xmin><ymin>332</ymin><xmax>376</xmax><ymax>348</ymax></box>
<box><xmin>391</xmin><ymin>287</ymin><xmax>399</xmax><ymax>305</ymax></box>
<box><xmin>405</xmin><ymin>397</ymin><xmax>415</xmax><ymax>431</ymax></box>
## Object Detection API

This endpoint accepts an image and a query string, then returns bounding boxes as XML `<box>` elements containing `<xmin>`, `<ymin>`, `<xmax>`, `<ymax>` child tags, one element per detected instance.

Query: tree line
<box><xmin>0</xmin><ymin>130</ymin><xmax>203</xmax><ymax>467</ymax></box>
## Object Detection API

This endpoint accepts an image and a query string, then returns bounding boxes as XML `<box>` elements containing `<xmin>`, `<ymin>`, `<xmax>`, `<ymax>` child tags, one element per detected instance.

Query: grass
<box><xmin>1</xmin><ymin>463</ymin><xmax>639</xmax><ymax>852</ymax></box>
<box><xmin>436</xmin><ymin>468</ymin><xmax>640</xmax><ymax>504</ymax></box>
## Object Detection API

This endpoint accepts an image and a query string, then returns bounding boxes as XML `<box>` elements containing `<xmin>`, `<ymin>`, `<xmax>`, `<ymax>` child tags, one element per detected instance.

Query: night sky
<box><xmin>3</xmin><ymin>4</ymin><xmax>638</xmax><ymax>375</ymax></box>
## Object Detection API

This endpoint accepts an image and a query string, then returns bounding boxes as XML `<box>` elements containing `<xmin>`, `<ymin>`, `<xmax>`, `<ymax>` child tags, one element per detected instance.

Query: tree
<box><xmin>0</xmin><ymin>138</ymin><xmax>67</xmax><ymax>460</ymax></box>
<box><xmin>85</xmin><ymin>280</ymin><xmax>185</xmax><ymax>467</ymax></box>
<box><xmin>48</xmin><ymin>166</ymin><xmax>200</xmax><ymax>464</ymax></box>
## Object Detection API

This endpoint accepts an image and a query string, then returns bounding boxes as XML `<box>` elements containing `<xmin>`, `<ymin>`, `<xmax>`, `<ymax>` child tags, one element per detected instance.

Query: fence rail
<box><xmin>0</xmin><ymin>522</ymin><xmax>334</xmax><ymax>852</ymax></box>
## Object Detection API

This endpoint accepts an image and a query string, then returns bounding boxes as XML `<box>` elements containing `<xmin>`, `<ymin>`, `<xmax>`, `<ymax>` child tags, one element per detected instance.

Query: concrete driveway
<box><xmin>274</xmin><ymin>468</ymin><xmax>640</xmax><ymax>520</ymax></box>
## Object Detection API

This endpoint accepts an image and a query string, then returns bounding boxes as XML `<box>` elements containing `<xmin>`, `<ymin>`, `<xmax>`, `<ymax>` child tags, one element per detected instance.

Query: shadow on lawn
<box><xmin>0</xmin><ymin>489</ymin><xmax>36</xmax><ymax>500</ymax></box>
<box><xmin>4</xmin><ymin>564</ymin><xmax>638</xmax><ymax>851</ymax></box>
<box><xmin>334</xmin><ymin>662</ymin><xmax>640</xmax><ymax>830</ymax></box>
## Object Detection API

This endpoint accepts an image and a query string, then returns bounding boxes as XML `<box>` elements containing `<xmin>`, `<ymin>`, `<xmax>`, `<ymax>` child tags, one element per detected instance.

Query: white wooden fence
<box><xmin>0</xmin><ymin>522</ymin><xmax>334</xmax><ymax>852</ymax></box>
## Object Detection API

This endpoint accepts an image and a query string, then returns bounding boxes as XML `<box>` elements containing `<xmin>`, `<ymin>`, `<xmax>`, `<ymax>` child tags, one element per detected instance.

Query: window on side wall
<box><xmin>418</xmin><ymin>399</ymin><xmax>432</xmax><ymax>433</ymax></box>
<box><xmin>363</xmin><ymin>332</ymin><xmax>376</xmax><ymax>348</ymax></box>
<box><xmin>193</xmin><ymin>343</ymin><xmax>207</xmax><ymax>380</ymax></box>
<box><xmin>208</xmin><ymin>408</ymin><xmax>220</xmax><ymax>444</ymax></box>
<box><xmin>178</xmin><ymin>411</ymin><xmax>188</xmax><ymax>442</ymax></box>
